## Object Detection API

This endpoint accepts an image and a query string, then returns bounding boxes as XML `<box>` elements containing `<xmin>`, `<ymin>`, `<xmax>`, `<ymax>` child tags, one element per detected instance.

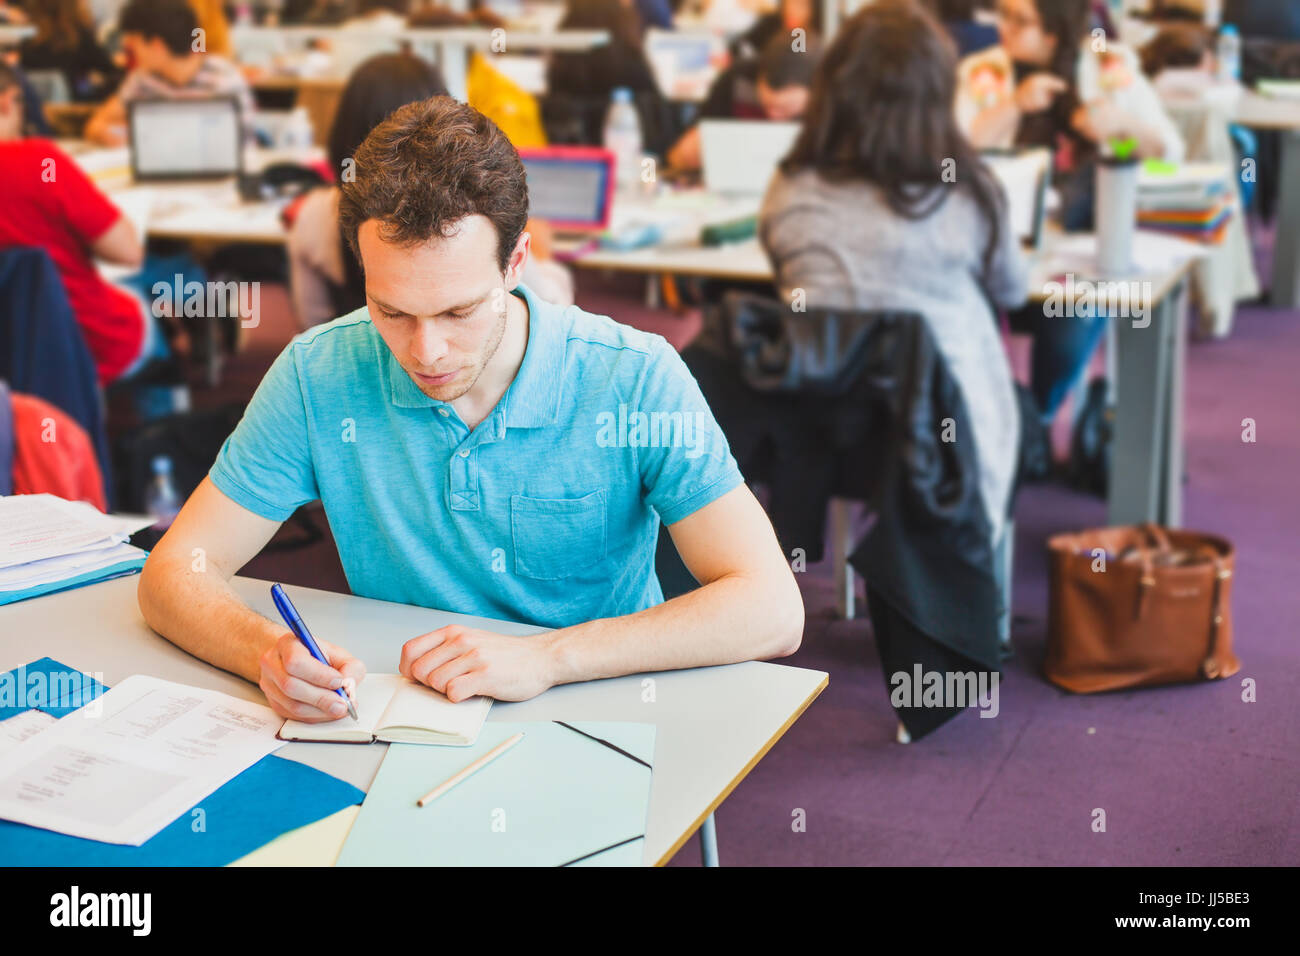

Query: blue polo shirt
<box><xmin>209</xmin><ymin>283</ymin><xmax>745</xmax><ymax>629</ymax></box>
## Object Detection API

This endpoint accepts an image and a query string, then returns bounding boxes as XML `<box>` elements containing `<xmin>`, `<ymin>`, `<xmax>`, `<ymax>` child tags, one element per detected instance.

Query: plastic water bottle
<box><xmin>1217</xmin><ymin>24</ymin><xmax>1241</xmax><ymax>85</ymax></box>
<box><xmin>145</xmin><ymin>456</ymin><xmax>182</xmax><ymax>532</ymax></box>
<box><xmin>603</xmin><ymin>87</ymin><xmax>643</xmax><ymax>192</ymax></box>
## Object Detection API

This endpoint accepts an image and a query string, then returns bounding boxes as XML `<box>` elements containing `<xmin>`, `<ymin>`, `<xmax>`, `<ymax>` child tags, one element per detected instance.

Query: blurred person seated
<box><xmin>84</xmin><ymin>0</ymin><xmax>255</xmax><ymax>147</ymax></box>
<box><xmin>0</xmin><ymin>61</ymin><xmax>176</xmax><ymax>388</ymax></box>
<box><xmin>1</xmin><ymin>47</ymin><xmax>53</xmax><ymax>136</ymax></box>
<box><xmin>1</xmin><ymin>384</ymin><xmax>107</xmax><ymax>511</ymax></box>
<box><xmin>758</xmin><ymin>0</ymin><xmax>1028</xmax><ymax>544</ymax></box>
<box><xmin>289</xmin><ymin>53</ymin><xmax>573</xmax><ymax>330</ymax></box>
<box><xmin>666</xmin><ymin>29</ymin><xmax>822</xmax><ymax>172</ymax></box>
<box><xmin>16</xmin><ymin>0</ymin><xmax>120</xmax><ymax>102</ymax></box>
<box><xmin>545</xmin><ymin>0</ymin><xmax>677</xmax><ymax>155</ymax></box>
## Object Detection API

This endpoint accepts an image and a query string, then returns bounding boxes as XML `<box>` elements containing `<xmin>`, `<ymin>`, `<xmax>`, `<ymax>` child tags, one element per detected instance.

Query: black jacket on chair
<box><xmin>684</xmin><ymin>293</ymin><xmax>1003</xmax><ymax>740</ymax></box>
<box><xmin>0</xmin><ymin>246</ymin><xmax>112</xmax><ymax>505</ymax></box>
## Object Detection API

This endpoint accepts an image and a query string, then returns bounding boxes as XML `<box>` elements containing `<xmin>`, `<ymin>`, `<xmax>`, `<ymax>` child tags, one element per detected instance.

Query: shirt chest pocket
<box><xmin>510</xmin><ymin>491</ymin><xmax>608</xmax><ymax>580</ymax></box>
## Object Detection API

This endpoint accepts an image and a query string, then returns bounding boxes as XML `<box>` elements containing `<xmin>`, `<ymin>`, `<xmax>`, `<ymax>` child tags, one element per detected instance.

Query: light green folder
<box><xmin>336</xmin><ymin>721</ymin><xmax>655</xmax><ymax>866</ymax></box>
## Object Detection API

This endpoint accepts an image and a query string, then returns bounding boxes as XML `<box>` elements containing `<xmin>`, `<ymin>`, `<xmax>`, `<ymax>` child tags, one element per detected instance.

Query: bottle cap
<box><xmin>151</xmin><ymin>455</ymin><xmax>172</xmax><ymax>474</ymax></box>
<box><xmin>611</xmin><ymin>87</ymin><xmax>633</xmax><ymax>104</ymax></box>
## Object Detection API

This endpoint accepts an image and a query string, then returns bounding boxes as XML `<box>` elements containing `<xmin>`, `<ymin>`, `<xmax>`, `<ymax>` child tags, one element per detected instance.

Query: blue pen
<box><xmin>270</xmin><ymin>583</ymin><xmax>358</xmax><ymax>721</ymax></box>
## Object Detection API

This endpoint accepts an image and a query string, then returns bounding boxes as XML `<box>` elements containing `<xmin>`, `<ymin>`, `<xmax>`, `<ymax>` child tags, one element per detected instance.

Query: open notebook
<box><xmin>277</xmin><ymin>674</ymin><xmax>491</xmax><ymax>746</ymax></box>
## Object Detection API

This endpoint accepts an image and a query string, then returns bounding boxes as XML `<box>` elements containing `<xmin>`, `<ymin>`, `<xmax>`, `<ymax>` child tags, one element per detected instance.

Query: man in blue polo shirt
<box><xmin>138</xmin><ymin>97</ymin><xmax>804</xmax><ymax>721</ymax></box>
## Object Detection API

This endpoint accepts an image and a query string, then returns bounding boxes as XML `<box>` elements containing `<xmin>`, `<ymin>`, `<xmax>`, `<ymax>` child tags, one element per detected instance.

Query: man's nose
<box><xmin>409</xmin><ymin>320</ymin><xmax>449</xmax><ymax>367</ymax></box>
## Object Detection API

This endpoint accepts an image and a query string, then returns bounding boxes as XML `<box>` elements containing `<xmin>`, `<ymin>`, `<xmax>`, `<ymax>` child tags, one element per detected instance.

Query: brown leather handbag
<box><xmin>1045</xmin><ymin>524</ymin><xmax>1239</xmax><ymax>693</ymax></box>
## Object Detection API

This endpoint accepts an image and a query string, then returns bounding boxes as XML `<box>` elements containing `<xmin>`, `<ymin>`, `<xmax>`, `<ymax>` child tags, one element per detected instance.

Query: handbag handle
<box><xmin>1140</xmin><ymin>522</ymin><xmax>1173</xmax><ymax>554</ymax></box>
<box><xmin>1201</xmin><ymin>548</ymin><xmax>1232</xmax><ymax>679</ymax></box>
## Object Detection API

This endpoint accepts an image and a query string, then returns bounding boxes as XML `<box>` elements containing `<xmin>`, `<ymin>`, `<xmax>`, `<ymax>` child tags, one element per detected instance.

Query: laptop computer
<box><xmin>699</xmin><ymin>119</ymin><xmax>801</xmax><ymax>197</ymax></box>
<box><xmin>128</xmin><ymin>96</ymin><xmax>243</xmax><ymax>182</ymax></box>
<box><xmin>645</xmin><ymin>28</ymin><xmax>724</xmax><ymax>102</ymax></box>
<box><xmin>519</xmin><ymin>146</ymin><xmax>616</xmax><ymax>234</ymax></box>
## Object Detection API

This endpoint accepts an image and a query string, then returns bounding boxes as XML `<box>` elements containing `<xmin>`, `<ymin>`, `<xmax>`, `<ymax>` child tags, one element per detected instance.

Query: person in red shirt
<box><xmin>0</xmin><ymin>61</ymin><xmax>151</xmax><ymax>385</ymax></box>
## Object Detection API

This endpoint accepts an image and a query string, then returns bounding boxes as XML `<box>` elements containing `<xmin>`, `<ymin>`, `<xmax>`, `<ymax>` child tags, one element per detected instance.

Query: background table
<box><xmin>0</xmin><ymin>575</ymin><xmax>827</xmax><ymax>866</ymax></box>
<box><xmin>571</xmin><ymin>204</ymin><xmax>1199</xmax><ymax>529</ymax></box>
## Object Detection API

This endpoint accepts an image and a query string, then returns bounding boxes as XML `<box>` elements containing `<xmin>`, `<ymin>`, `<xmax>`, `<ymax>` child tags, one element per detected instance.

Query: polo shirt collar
<box><xmin>382</xmin><ymin>282</ymin><xmax>565</xmax><ymax>428</ymax></box>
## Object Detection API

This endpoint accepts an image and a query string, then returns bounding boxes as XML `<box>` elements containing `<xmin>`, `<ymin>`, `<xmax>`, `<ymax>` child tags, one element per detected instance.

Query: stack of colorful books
<box><xmin>1137</xmin><ymin>161</ymin><xmax>1235</xmax><ymax>245</ymax></box>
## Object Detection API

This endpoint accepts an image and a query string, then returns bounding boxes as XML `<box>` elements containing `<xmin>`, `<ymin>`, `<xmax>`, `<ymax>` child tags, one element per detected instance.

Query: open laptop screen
<box><xmin>129</xmin><ymin>97</ymin><xmax>242</xmax><ymax>181</ymax></box>
<box><xmin>519</xmin><ymin>147</ymin><xmax>616</xmax><ymax>231</ymax></box>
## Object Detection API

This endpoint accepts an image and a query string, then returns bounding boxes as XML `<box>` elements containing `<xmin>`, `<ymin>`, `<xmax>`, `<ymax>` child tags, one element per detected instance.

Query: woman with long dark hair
<box><xmin>760</xmin><ymin>0</ymin><xmax>1027</xmax><ymax>541</ymax></box>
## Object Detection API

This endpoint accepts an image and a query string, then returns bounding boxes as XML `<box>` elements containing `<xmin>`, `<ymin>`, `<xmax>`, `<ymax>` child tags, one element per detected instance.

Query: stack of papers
<box><xmin>0</xmin><ymin>494</ymin><xmax>151</xmax><ymax>606</ymax></box>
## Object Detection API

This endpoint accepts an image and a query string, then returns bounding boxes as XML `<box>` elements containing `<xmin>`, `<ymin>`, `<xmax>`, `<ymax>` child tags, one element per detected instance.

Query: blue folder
<box><xmin>0</xmin><ymin>658</ymin><xmax>364</xmax><ymax>866</ymax></box>
<box><xmin>337</xmin><ymin>720</ymin><xmax>656</xmax><ymax>867</ymax></box>
<box><xmin>0</xmin><ymin>558</ymin><xmax>145</xmax><ymax>607</ymax></box>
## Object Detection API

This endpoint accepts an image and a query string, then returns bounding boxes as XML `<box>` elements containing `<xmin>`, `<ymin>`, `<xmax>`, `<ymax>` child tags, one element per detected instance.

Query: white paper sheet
<box><xmin>0</xmin><ymin>495</ymin><xmax>150</xmax><ymax>569</ymax></box>
<box><xmin>0</xmin><ymin>711</ymin><xmax>58</xmax><ymax>757</ymax></box>
<box><xmin>0</xmin><ymin>675</ymin><xmax>282</xmax><ymax>845</ymax></box>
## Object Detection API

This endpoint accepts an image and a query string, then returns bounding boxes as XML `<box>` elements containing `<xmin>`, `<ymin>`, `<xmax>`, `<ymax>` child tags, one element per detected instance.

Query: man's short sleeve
<box><xmin>209</xmin><ymin>344</ymin><xmax>319</xmax><ymax>520</ymax></box>
<box><xmin>42</xmin><ymin>141</ymin><xmax>120</xmax><ymax>242</ymax></box>
<box><xmin>637</xmin><ymin>338</ymin><xmax>745</xmax><ymax>526</ymax></box>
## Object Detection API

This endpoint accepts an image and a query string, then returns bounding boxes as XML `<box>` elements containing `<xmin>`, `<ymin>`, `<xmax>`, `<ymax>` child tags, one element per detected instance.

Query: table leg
<box><xmin>699</xmin><ymin>812</ymin><xmax>719</xmax><ymax>867</ymax></box>
<box><xmin>1162</xmin><ymin>280</ymin><xmax>1189</xmax><ymax>527</ymax></box>
<box><xmin>1270</xmin><ymin>129</ymin><xmax>1300</xmax><ymax>309</ymax></box>
<box><xmin>1108</xmin><ymin>280</ymin><xmax>1183</xmax><ymax>527</ymax></box>
<box><xmin>830</xmin><ymin>498</ymin><xmax>855</xmax><ymax>620</ymax></box>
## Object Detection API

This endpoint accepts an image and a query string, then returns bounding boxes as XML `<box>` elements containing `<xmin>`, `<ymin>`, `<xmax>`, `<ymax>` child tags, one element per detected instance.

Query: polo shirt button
<box><xmin>438</xmin><ymin>407</ymin><xmax>450</xmax><ymax>417</ymax></box>
<box><xmin>459</xmin><ymin>449</ymin><xmax>469</xmax><ymax>458</ymax></box>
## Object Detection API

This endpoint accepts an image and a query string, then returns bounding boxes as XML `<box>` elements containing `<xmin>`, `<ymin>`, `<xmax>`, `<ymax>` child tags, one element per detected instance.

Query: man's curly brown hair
<box><xmin>338</xmin><ymin>97</ymin><xmax>529</xmax><ymax>273</ymax></box>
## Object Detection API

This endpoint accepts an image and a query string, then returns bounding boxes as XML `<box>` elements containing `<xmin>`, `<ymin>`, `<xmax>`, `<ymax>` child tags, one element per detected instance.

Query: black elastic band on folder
<box><xmin>553</xmin><ymin>720</ymin><xmax>652</xmax><ymax>770</ymax></box>
<box><xmin>558</xmin><ymin>835</ymin><xmax>645</xmax><ymax>867</ymax></box>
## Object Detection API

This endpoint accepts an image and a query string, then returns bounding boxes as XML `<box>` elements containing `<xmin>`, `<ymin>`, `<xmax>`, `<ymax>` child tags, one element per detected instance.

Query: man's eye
<box><xmin>379</xmin><ymin>309</ymin><xmax>406</xmax><ymax>320</ymax></box>
<box><xmin>447</xmin><ymin>310</ymin><xmax>471</xmax><ymax>320</ymax></box>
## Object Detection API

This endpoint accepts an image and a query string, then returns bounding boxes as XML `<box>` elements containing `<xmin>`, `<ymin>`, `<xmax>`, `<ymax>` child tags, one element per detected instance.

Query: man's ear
<box><xmin>503</xmin><ymin>230</ymin><xmax>531</xmax><ymax>290</ymax></box>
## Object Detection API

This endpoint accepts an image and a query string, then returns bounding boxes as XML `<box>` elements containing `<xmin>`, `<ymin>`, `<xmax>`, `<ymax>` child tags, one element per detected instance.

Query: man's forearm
<box><xmin>543</xmin><ymin>571</ymin><xmax>804</xmax><ymax>687</ymax></box>
<box><xmin>138</xmin><ymin>553</ymin><xmax>285</xmax><ymax>683</ymax></box>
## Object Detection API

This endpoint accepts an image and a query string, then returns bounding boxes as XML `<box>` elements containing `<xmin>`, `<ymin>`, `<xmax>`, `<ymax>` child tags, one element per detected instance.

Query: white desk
<box><xmin>0</xmin><ymin>575</ymin><xmax>827</xmax><ymax>866</ymax></box>
<box><xmin>572</xmin><ymin>198</ymin><xmax>1200</xmax><ymax>529</ymax></box>
<box><xmin>72</xmin><ymin>144</ymin><xmax>323</xmax><ymax>246</ymax></box>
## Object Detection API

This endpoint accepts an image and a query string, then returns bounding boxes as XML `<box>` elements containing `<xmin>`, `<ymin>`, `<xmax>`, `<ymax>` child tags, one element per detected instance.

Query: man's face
<box><xmin>359</xmin><ymin>214</ymin><xmax>526</xmax><ymax>403</ymax></box>
<box><xmin>757</xmin><ymin>79</ymin><xmax>810</xmax><ymax>121</ymax></box>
